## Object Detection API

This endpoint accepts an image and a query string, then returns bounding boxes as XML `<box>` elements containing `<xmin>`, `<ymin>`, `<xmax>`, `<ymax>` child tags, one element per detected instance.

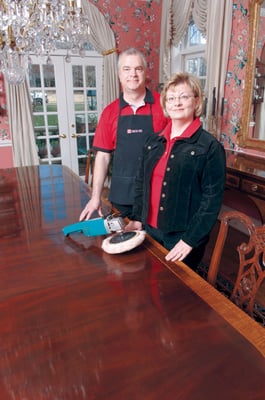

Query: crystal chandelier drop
<box><xmin>0</xmin><ymin>0</ymin><xmax>90</xmax><ymax>84</ymax></box>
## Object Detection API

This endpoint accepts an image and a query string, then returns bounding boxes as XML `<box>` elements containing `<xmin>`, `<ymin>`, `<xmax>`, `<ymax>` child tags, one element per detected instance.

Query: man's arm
<box><xmin>79</xmin><ymin>151</ymin><xmax>111</xmax><ymax>221</ymax></box>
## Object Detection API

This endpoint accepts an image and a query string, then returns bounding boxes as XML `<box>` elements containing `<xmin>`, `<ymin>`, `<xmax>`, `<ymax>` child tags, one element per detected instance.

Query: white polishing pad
<box><xmin>102</xmin><ymin>230</ymin><xmax>146</xmax><ymax>254</ymax></box>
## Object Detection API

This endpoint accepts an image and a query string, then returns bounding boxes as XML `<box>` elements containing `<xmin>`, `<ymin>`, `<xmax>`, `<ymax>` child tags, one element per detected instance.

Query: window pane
<box><xmin>87</xmin><ymin>89</ymin><xmax>97</xmax><ymax>110</ymax></box>
<box><xmin>188</xmin><ymin>22</ymin><xmax>206</xmax><ymax>46</ymax></box>
<box><xmin>86</xmin><ymin>66</ymin><xmax>96</xmax><ymax>87</ymax></box>
<box><xmin>76</xmin><ymin>114</ymin><xmax>86</xmax><ymax>133</ymax></box>
<box><xmin>33</xmin><ymin>115</ymin><xmax>45</xmax><ymax>131</ymax></box>
<box><xmin>47</xmin><ymin>90</ymin><xmax>57</xmax><ymax>112</ymax></box>
<box><xmin>29</xmin><ymin>65</ymin><xmax>41</xmax><ymax>87</ymax></box>
<box><xmin>74</xmin><ymin>90</ymin><xmax>85</xmax><ymax>111</ymax></box>
<box><xmin>30</xmin><ymin>89</ymin><xmax>46</xmax><ymax>111</ymax></box>
<box><xmin>78</xmin><ymin>157</ymin><xmax>87</xmax><ymax>176</ymax></box>
<box><xmin>88</xmin><ymin>113</ymin><xmax>98</xmax><ymax>132</ymax></box>
<box><xmin>50</xmin><ymin>138</ymin><xmax>61</xmax><ymax>157</ymax></box>
<box><xmin>36</xmin><ymin>138</ymin><xmax>48</xmax><ymax>159</ymax></box>
<box><xmin>77</xmin><ymin>135</ymin><xmax>87</xmax><ymax>156</ymax></box>
<box><xmin>186</xmin><ymin>58</ymin><xmax>198</xmax><ymax>75</ymax></box>
<box><xmin>43</xmin><ymin>65</ymin><xmax>55</xmax><ymax>87</ymax></box>
<box><xmin>72</xmin><ymin>65</ymin><xmax>83</xmax><ymax>87</ymax></box>
<box><xmin>199</xmin><ymin>57</ymin><xmax>207</xmax><ymax>76</ymax></box>
<box><xmin>48</xmin><ymin>115</ymin><xmax>58</xmax><ymax>135</ymax></box>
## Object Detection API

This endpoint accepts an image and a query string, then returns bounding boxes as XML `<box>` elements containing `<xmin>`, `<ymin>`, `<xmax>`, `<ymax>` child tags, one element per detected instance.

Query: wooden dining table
<box><xmin>0</xmin><ymin>164</ymin><xmax>265</xmax><ymax>400</ymax></box>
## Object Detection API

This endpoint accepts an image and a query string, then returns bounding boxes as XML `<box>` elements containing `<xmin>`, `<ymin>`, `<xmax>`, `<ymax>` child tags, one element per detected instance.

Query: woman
<box><xmin>125</xmin><ymin>72</ymin><xmax>226</xmax><ymax>270</ymax></box>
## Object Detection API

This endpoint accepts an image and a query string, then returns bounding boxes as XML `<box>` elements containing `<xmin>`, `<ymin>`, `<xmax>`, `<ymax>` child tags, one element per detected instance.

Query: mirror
<box><xmin>239</xmin><ymin>0</ymin><xmax>265</xmax><ymax>151</ymax></box>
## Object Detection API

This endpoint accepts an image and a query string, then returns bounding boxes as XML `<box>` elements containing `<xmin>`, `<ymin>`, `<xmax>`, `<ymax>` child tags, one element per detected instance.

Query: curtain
<box><xmin>205</xmin><ymin>0</ymin><xmax>233</xmax><ymax>134</ymax></box>
<box><xmin>193</xmin><ymin>0</ymin><xmax>207</xmax><ymax>35</ymax></box>
<box><xmin>6</xmin><ymin>79</ymin><xmax>39</xmax><ymax>167</ymax></box>
<box><xmin>159</xmin><ymin>0</ymin><xmax>193</xmax><ymax>83</ymax></box>
<box><xmin>159</xmin><ymin>0</ymin><xmax>233</xmax><ymax>137</ymax></box>
<box><xmin>159</xmin><ymin>0</ymin><xmax>171</xmax><ymax>84</ymax></box>
<box><xmin>159</xmin><ymin>0</ymin><xmax>207</xmax><ymax>83</ymax></box>
<box><xmin>81</xmin><ymin>0</ymin><xmax>119</xmax><ymax>107</ymax></box>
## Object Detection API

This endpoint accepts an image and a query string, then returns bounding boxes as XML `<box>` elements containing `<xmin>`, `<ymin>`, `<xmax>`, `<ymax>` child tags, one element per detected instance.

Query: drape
<box><xmin>158</xmin><ymin>0</ymin><xmax>171</xmax><ymax>84</ymax></box>
<box><xmin>193</xmin><ymin>0</ymin><xmax>207</xmax><ymax>35</ymax></box>
<box><xmin>205</xmin><ymin>0</ymin><xmax>233</xmax><ymax>128</ymax></box>
<box><xmin>159</xmin><ymin>0</ymin><xmax>233</xmax><ymax>136</ymax></box>
<box><xmin>81</xmin><ymin>0</ymin><xmax>119</xmax><ymax>107</ymax></box>
<box><xmin>159</xmin><ymin>0</ymin><xmax>192</xmax><ymax>83</ymax></box>
<box><xmin>159</xmin><ymin>0</ymin><xmax>207</xmax><ymax>83</ymax></box>
<box><xmin>6</xmin><ymin>79</ymin><xmax>39</xmax><ymax>167</ymax></box>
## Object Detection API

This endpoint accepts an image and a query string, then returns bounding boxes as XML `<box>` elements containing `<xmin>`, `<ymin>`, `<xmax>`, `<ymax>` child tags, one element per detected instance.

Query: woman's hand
<box><xmin>165</xmin><ymin>239</ymin><xmax>192</xmax><ymax>262</ymax></box>
<box><xmin>124</xmin><ymin>220</ymin><xmax>143</xmax><ymax>231</ymax></box>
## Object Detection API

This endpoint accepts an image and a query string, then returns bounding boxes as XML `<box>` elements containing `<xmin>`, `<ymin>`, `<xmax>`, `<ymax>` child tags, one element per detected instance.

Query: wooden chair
<box><xmin>85</xmin><ymin>148</ymin><xmax>96</xmax><ymax>185</ymax></box>
<box><xmin>84</xmin><ymin>149</ymin><xmax>111</xmax><ymax>198</ymax></box>
<box><xmin>207</xmin><ymin>210</ymin><xmax>265</xmax><ymax>320</ymax></box>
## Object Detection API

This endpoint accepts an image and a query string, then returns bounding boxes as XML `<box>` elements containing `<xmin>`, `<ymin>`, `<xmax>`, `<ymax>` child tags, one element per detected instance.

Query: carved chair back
<box><xmin>207</xmin><ymin>210</ymin><xmax>265</xmax><ymax>318</ymax></box>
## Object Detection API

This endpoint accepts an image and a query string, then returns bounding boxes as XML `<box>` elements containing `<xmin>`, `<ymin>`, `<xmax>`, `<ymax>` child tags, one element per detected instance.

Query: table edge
<box><xmin>143</xmin><ymin>234</ymin><xmax>265</xmax><ymax>358</ymax></box>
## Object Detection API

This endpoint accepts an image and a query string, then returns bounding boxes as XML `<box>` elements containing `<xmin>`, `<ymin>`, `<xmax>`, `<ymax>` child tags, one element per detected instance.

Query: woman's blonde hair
<box><xmin>160</xmin><ymin>72</ymin><xmax>204</xmax><ymax>118</ymax></box>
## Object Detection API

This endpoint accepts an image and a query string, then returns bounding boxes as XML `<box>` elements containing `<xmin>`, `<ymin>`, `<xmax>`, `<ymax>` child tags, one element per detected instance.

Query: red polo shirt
<box><xmin>93</xmin><ymin>90</ymin><xmax>168</xmax><ymax>151</ymax></box>
<box><xmin>147</xmin><ymin>118</ymin><xmax>202</xmax><ymax>228</ymax></box>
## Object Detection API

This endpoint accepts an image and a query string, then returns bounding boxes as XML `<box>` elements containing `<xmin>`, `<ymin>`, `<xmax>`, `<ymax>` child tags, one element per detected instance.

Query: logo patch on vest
<box><xmin>127</xmin><ymin>128</ymin><xmax>143</xmax><ymax>134</ymax></box>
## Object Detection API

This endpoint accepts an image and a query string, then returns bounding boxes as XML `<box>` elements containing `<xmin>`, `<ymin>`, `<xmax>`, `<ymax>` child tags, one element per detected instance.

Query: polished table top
<box><xmin>0</xmin><ymin>165</ymin><xmax>265</xmax><ymax>400</ymax></box>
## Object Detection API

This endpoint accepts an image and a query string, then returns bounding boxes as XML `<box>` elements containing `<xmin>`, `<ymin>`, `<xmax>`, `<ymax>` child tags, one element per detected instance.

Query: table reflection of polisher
<box><xmin>62</xmin><ymin>214</ymin><xmax>146</xmax><ymax>254</ymax></box>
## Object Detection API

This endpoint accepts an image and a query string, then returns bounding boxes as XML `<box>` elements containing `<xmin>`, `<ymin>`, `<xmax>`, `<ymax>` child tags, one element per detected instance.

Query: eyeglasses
<box><xmin>166</xmin><ymin>94</ymin><xmax>195</xmax><ymax>104</ymax></box>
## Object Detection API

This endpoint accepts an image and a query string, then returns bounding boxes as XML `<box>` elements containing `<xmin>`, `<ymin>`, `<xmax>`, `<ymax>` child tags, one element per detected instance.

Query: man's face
<box><xmin>118</xmin><ymin>54</ymin><xmax>146</xmax><ymax>92</ymax></box>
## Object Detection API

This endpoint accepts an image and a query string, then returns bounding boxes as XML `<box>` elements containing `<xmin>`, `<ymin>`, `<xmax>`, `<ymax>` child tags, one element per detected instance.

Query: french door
<box><xmin>28</xmin><ymin>52</ymin><xmax>103</xmax><ymax>178</ymax></box>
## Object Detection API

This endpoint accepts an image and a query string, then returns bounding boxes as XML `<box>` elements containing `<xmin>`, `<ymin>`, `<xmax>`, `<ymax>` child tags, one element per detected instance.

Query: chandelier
<box><xmin>0</xmin><ymin>0</ymin><xmax>90</xmax><ymax>85</ymax></box>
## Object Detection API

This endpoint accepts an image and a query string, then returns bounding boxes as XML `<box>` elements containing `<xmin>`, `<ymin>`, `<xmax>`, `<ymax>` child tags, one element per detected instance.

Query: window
<box><xmin>171</xmin><ymin>21</ymin><xmax>206</xmax><ymax>90</ymax></box>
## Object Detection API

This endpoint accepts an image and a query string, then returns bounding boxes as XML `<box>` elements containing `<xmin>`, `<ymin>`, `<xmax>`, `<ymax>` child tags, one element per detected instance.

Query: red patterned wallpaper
<box><xmin>221</xmin><ymin>0</ymin><xmax>249</xmax><ymax>150</ymax></box>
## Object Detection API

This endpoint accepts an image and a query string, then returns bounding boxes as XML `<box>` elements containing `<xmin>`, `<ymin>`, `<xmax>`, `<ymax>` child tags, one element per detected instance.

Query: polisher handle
<box><xmin>62</xmin><ymin>218</ymin><xmax>107</xmax><ymax>237</ymax></box>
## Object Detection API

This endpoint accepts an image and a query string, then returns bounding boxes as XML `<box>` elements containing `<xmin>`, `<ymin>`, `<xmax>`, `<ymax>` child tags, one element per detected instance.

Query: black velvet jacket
<box><xmin>131</xmin><ymin>126</ymin><xmax>226</xmax><ymax>248</ymax></box>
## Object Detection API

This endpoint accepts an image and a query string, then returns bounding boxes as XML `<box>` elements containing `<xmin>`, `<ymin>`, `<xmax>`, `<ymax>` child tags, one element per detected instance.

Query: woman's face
<box><xmin>165</xmin><ymin>83</ymin><xmax>199</xmax><ymax>123</ymax></box>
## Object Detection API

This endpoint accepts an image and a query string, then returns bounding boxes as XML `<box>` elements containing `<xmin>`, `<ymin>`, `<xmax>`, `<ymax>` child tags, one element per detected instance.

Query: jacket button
<box><xmin>160</xmin><ymin>206</ymin><xmax>164</xmax><ymax>211</ymax></box>
<box><xmin>161</xmin><ymin>193</ymin><xmax>166</xmax><ymax>198</ymax></box>
<box><xmin>166</xmin><ymin>167</ymin><xmax>170</xmax><ymax>172</ymax></box>
<box><xmin>191</xmin><ymin>150</ymin><xmax>195</xmax><ymax>155</ymax></box>
<box><xmin>163</xmin><ymin>181</ymin><xmax>167</xmax><ymax>186</ymax></box>
<box><xmin>147</xmin><ymin>145</ymin><xmax>152</xmax><ymax>150</ymax></box>
<box><xmin>170</xmin><ymin>154</ymin><xmax>175</xmax><ymax>158</ymax></box>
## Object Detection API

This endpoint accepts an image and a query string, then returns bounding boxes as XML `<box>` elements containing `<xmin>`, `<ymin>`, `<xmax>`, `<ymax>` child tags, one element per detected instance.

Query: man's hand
<box><xmin>79</xmin><ymin>198</ymin><xmax>102</xmax><ymax>221</ymax></box>
<box><xmin>80</xmin><ymin>151</ymin><xmax>111</xmax><ymax>221</ymax></box>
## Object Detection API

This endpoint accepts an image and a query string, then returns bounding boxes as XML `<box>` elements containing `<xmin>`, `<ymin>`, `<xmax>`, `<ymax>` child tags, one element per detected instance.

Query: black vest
<box><xmin>109</xmin><ymin>101</ymin><xmax>154</xmax><ymax>205</ymax></box>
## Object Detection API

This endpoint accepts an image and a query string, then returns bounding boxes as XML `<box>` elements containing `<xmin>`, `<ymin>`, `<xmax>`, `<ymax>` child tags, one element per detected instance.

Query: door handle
<box><xmin>71</xmin><ymin>133</ymin><xmax>81</xmax><ymax>138</ymax></box>
<box><xmin>59</xmin><ymin>134</ymin><xmax>67</xmax><ymax>139</ymax></box>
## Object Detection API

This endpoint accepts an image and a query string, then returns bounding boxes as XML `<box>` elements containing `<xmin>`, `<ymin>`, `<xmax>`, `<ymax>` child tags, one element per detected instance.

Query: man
<box><xmin>79</xmin><ymin>47</ymin><xmax>168</xmax><ymax>221</ymax></box>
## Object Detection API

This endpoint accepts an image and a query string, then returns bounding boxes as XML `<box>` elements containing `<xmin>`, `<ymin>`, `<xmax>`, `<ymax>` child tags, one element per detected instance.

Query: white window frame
<box><xmin>171</xmin><ymin>21</ymin><xmax>206</xmax><ymax>89</ymax></box>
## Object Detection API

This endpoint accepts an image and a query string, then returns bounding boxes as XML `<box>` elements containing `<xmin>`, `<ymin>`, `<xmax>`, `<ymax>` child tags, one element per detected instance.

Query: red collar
<box><xmin>162</xmin><ymin>117</ymin><xmax>201</xmax><ymax>141</ymax></box>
